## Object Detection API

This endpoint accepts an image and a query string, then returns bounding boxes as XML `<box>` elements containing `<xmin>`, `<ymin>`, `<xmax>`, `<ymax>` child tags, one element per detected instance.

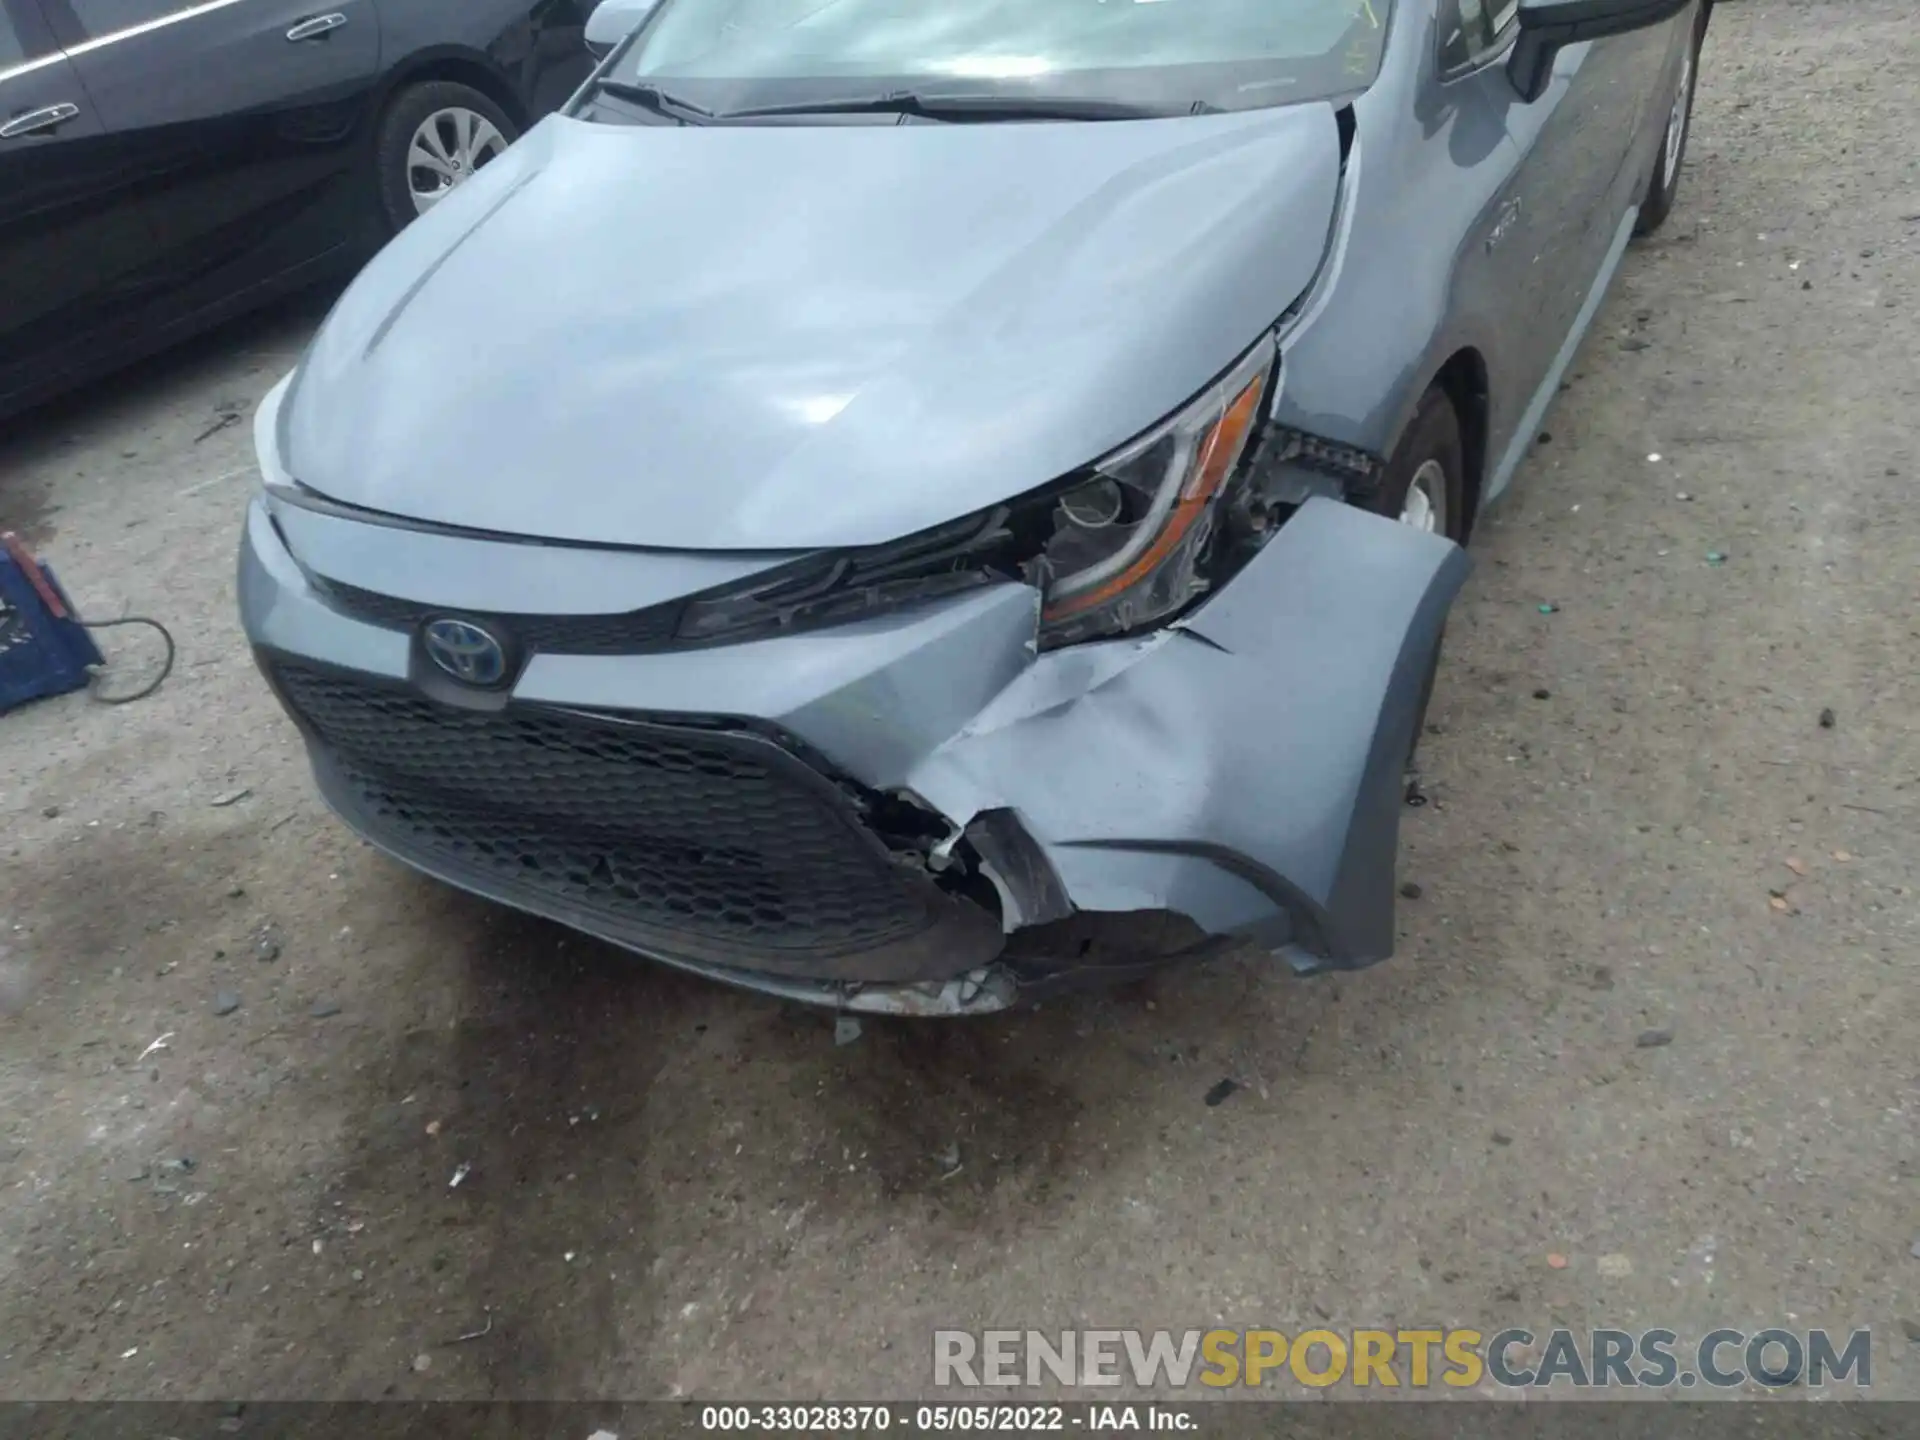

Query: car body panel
<box><xmin>281</xmin><ymin>104</ymin><xmax>1343</xmax><ymax>549</ymax></box>
<box><xmin>1272</xmin><ymin>0</ymin><xmax>1701</xmax><ymax>511</ymax></box>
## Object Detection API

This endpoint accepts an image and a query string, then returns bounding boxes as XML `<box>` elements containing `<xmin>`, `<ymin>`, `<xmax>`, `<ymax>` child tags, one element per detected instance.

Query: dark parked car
<box><xmin>0</xmin><ymin>0</ymin><xmax>596</xmax><ymax>417</ymax></box>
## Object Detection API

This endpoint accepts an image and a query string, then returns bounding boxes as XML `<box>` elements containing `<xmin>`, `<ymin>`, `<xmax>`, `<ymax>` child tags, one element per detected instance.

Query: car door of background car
<box><xmin>0</xmin><ymin>0</ymin><xmax>159</xmax><ymax>411</ymax></box>
<box><xmin>1439</xmin><ymin>0</ymin><xmax>1668</xmax><ymax>487</ymax></box>
<box><xmin>373</xmin><ymin>0</ymin><xmax>595</xmax><ymax>128</ymax></box>
<box><xmin>39</xmin><ymin>0</ymin><xmax>382</xmax><ymax>339</ymax></box>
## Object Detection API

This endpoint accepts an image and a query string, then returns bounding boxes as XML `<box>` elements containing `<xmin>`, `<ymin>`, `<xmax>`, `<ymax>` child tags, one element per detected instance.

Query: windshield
<box><xmin>604</xmin><ymin>0</ymin><xmax>1391</xmax><ymax>117</ymax></box>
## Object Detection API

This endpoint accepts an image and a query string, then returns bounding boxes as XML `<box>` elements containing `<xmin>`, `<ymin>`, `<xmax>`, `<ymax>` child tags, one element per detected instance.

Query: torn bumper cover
<box><xmin>240</xmin><ymin>496</ymin><xmax>1467</xmax><ymax>1016</ymax></box>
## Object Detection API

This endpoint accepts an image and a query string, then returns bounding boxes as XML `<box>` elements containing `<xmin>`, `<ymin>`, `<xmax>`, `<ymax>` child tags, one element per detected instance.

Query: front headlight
<box><xmin>674</xmin><ymin>335</ymin><xmax>1279</xmax><ymax>652</ymax></box>
<box><xmin>1034</xmin><ymin>333</ymin><xmax>1275</xmax><ymax>648</ymax></box>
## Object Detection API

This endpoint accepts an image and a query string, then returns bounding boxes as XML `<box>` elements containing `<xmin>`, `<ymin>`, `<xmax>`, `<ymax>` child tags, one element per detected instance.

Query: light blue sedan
<box><xmin>242</xmin><ymin>0</ymin><xmax>1712</xmax><ymax>1013</ymax></box>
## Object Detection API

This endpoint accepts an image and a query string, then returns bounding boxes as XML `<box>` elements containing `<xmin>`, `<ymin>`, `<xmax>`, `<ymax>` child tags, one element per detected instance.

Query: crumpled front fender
<box><xmin>906</xmin><ymin>498</ymin><xmax>1468</xmax><ymax>973</ymax></box>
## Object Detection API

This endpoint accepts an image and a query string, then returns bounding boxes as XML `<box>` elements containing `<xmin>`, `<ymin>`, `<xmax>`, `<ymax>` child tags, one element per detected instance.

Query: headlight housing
<box><xmin>1031</xmin><ymin>334</ymin><xmax>1274</xmax><ymax>647</ymax></box>
<box><xmin>677</xmin><ymin>335</ymin><xmax>1280</xmax><ymax>651</ymax></box>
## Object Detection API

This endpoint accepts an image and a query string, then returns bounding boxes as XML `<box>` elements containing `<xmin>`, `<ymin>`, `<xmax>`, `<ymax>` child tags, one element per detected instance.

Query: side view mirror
<box><xmin>1509</xmin><ymin>0</ymin><xmax>1692</xmax><ymax>102</ymax></box>
<box><xmin>585</xmin><ymin>0</ymin><xmax>659</xmax><ymax>59</ymax></box>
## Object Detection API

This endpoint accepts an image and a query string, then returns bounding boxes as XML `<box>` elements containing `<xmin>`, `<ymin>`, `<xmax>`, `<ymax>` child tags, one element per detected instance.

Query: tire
<box><xmin>1634</xmin><ymin>13</ymin><xmax>1705</xmax><ymax>237</ymax></box>
<box><xmin>1370</xmin><ymin>387</ymin><xmax>1467</xmax><ymax>764</ymax></box>
<box><xmin>373</xmin><ymin>81</ymin><xmax>520</xmax><ymax>238</ymax></box>
<box><xmin>1372</xmin><ymin>387</ymin><xmax>1467</xmax><ymax>544</ymax></box>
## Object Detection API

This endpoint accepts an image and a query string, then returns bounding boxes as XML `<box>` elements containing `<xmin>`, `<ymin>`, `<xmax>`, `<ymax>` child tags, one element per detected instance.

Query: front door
<box><xmin>0</xmin><ymin>0</ymin><xmax>157</xmax><ymax>410</ymax></box>
<box><xmin>1451</xmin><ymin>5</ymin><xmax>1669</xmax><ymax>494</ymax></box>
<box><xmin>42</xmin><ymin>0</ymin><xmax>383</xmax><ymax>330</ymax></box>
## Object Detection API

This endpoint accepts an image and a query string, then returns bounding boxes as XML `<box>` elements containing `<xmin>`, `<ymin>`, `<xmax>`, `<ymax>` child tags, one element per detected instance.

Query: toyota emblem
<box><xmin>422</xmin><ymin>617</ymin><xmax>509</xmax><ymax>687</ymax></box>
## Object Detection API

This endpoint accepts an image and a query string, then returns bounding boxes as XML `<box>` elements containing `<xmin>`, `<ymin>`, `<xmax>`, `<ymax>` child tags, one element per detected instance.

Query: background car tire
<box><xmin>374</xmin><ymin>81</ymin><xmax>520</xmax><ymax>238</ymax></box>
<box><xmin>1370</xmin><ymin>386</ymin><xmax>1467</xmax><ymax>764</ymax></box>
<box><xmin>1634</xmin><ymin>13</ymin><xmax>1705</xmax><ymax>236</ymax></box>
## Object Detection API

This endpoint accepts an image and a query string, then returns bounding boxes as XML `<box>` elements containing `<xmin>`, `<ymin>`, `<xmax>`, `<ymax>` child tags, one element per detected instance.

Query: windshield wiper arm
<box><xmin>594</xmin><ymin>79</ymin><xmax>717</xmax><ymax>123</ymax></box>
<box><xmin>717</xmin><ymin>91</ymin><xmax>1184</xmax><ymax>123</ymax></box>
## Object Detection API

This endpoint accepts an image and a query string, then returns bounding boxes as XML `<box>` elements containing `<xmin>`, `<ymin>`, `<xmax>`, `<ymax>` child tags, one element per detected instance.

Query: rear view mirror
<box><xmin>1509</xmin><ymin>0</ymin><xmax>1692</xmax><ymax>102</ymax></box>
<box><xmin>585</xmin><ymin>0</ymin><xmax>659</xmax><ymax>59</ymax></box>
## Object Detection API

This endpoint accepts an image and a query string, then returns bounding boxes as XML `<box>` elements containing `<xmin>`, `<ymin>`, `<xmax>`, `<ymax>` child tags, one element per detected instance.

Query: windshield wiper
<box><xmin>716</xmin><ymin>91</ymin><xmax>1186</xmax><ymax>123</ymax></box>
<box><xmin>593</xmin><ymin>79</ymin><xmax>717</xmax><ymax>124</ymax></box>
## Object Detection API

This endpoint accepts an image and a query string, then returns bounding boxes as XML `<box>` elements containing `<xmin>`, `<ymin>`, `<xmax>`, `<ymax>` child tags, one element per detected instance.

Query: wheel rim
<box><xmin>1663</xmin><ymin>48</ymin><xmax>1694</xmax><ymax>181</ymax></box>
<box><xmin>407</xmin><ymin>107</ymin><xmax>508</xmax><ymax>216</ymax></box>
<box><xmin>1401</xmin><ymin>459</ymin><xmax>1448</xmax><ymax>537</ymax></box>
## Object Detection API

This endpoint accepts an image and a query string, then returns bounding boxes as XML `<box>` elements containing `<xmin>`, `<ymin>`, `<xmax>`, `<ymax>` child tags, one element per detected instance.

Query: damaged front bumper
<box><xmin>239</xmin><ymin>493</ymin><xmax>1466</xmax><ymax>1016</ymax></box>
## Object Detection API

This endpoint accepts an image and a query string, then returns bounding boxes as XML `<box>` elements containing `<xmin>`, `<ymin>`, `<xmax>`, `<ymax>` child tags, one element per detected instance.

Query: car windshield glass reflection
<box><xmin>608</xmin><ymin>0</ymin><xmax>1393</xmax><ymax>116</ymax></box>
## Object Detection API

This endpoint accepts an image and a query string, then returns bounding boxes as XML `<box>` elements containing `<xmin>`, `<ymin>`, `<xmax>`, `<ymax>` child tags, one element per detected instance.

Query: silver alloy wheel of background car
<box><xmin>408</xmin><ymin>107</ymin><xmax>509</xmax><ymax>215</ymax></box>
<box><xmin>1664</xmin><ymin>48</ymin><xmax>1695</xmax><ymax>182</ymax></box>
<box><xmin>1400</xmin><ymin>458</ymin><xmax>1448</xmax><ymax>536</ymax></box>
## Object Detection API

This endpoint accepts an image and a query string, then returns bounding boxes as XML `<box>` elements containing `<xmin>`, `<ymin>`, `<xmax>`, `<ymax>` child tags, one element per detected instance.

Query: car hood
<box><xmin>282</xmin><ymin>107</ymin><xmax>1343</xmax><ymax>550</ymax></box>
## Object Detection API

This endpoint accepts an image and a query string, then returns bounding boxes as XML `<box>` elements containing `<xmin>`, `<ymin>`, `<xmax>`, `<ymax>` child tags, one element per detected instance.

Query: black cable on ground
<box><xmin>78</xmin><ymin>615</ymin><xmax>176</xmax><ymax>705</ymax></box>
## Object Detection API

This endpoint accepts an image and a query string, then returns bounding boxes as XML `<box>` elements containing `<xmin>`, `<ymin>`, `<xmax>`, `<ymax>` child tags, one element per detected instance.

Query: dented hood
<box><xmin>282</xmin><ymin>107</ymin><xmax>1342</xmax><ymax>550</ymax></box>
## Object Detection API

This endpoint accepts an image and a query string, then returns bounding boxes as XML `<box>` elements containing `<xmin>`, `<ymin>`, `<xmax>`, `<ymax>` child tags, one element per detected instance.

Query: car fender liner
<box><xmin>907</xmin><ymin>499</ymin><xmax>1469</xmax><ymax>971</ymax></box>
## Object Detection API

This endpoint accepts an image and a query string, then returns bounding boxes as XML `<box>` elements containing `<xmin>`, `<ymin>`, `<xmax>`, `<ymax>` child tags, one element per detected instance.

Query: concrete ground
<box><xmin>1</xmin><ymin>0</ymin><xmax>1915</xmax><ymax>1403</ymax></box>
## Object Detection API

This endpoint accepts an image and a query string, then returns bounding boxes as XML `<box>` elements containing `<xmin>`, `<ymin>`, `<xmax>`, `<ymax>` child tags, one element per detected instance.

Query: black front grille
<box><xmin>318</xmin><ymin>580</ymin><xmax>683</xmax><ymax>656</ymax></box>
<box><xmin>271</xmin><ymin>662</ymin><xmax>948</xmax><ymax>972</ymax></box>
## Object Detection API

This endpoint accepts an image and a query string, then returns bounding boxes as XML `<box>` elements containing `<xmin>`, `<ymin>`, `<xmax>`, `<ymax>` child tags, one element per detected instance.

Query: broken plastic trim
<box><xmin>861</xmin><ymin>792</ymin><xmax>1074</xmax><ymax>943</ymax></box>
<box><xmin>1264</xmin><ymin>426</ymin><xmax>1383</xmax><ymax>485</ymax></box>
<box><xmin>605</xmin><ymin>947</ymin><xmax>1021</xmax><ymax>1016</ymax></box>
<box><xmin>964</xmin><ymin>809</ymin><xmax>1074</xmax><ymax>932</ymax></box>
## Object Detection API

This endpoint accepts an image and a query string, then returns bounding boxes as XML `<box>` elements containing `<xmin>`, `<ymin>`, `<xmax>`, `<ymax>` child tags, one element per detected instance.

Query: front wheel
<box><xmin>1370</xmin><ymin>387</ymin><xmax>1467</xmax><ymax>763</ymax></box>
<box><xmin>373</xmin><ymin>82</ymin><xmax>519</xmax><ymax>237</ymax></box>
<box><xmin>1635</xmin><ymin>15</ymin><xmax>1704</xmax><ymax>236</ymax></box>
<box><xmin>1372</xmin><ymin>387</ymin><xmax>1467</xmax><ymax>545</ymax></box>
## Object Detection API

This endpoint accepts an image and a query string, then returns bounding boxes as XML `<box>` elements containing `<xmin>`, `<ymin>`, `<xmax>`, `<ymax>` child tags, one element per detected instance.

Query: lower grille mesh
<box><xmin>271</xmin><ymin>662</ymin><xmax>933</xmax><ymax>962</ymax></box>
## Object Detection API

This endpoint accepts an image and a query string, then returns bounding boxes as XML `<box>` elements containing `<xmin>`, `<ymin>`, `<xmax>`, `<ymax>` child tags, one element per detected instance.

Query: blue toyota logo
<box><xmin>422</xmin><ymin>617</ymin><xmax>509</xmax><ymax>687</ymax></box>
